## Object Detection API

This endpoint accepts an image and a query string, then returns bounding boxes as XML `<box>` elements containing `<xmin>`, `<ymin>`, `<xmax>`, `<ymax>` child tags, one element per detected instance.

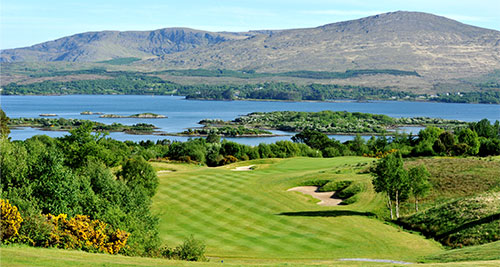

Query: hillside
<box><xmin>2</xmin><ymin>11</ymin><xmax>500</xmax><ymax>91</ymax></box>
<box><xmin>0</xmin><ymin>28</ymin><xmax>248</xmax><ymax>62</ymax></box>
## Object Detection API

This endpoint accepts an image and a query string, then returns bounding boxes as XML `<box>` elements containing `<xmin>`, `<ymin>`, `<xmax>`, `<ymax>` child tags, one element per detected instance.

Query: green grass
<box><xmin>151</xmin><ymin>157</ymin><xmax>441</xmax><ymax>262</ymax></box>
<box><xmin>422</xmin><ymin>241</ymin><xmax>500</xmax><ymax>263</ymax></box>
<box><xmin>3</xmin><ymin>245</ymin><xmax>500</xmax><ymax>266</ymax></box>
<box><xmin>405</xmin><ymin>158</ymin><xmax>500</xmax><ymax>201</ymax></box>
<box><xmin>398</xmin><ymin>192</ymin><xmax>500</xmax><ymax>248</ymax></box>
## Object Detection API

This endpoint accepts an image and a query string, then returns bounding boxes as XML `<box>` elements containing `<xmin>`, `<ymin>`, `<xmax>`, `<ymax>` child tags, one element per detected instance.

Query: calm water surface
<box><xmin>2</xmin><ymin>95</ymin><xmax>499</xmax><ymax>145</ymax></box>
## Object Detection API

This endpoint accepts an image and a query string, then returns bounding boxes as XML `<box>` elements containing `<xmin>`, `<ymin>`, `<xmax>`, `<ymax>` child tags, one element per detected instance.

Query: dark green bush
<box><xmin>318</xmin><ymin>180</ymin><xmax>352</xmax><ymax>192</ymax></box>
<box><xmin>174</xmin><ymin>236</ymin><xmax>206</xmax><ymax>261</ymax></box>
<box><xmin>342</xmin><ymin>195</ymin><xmax>359</xmax><ymax>205</ymax></box>
<box><xmin>299</xmin><ymin>179</ymin><xmax>330</xmax><ymax>187</ymax></box>
<box><xmin>337</xmin><ymin>182</ymin><xmax>365</xmax><ymax>199</ymax></box>
<box><xmin>17</xmin><ymin>210</ymin><xmax>53</xmax><ymax>246</ymax></box>
<box><xmin>158</xmin><ymin>236</ymin><xmax>206</xmax><ymax>261</ymax></box>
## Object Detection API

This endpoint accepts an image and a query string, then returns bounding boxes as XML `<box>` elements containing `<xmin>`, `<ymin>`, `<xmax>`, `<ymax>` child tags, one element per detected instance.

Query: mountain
<box><xmin>0</xmin><ymin>28</ymin><xmax>250</xmax><ymax>62</ymax></box>
<box><xmin>2</xmin><ymin>11</ymin><xmax>500</xmax><ymax>83</ymax></box>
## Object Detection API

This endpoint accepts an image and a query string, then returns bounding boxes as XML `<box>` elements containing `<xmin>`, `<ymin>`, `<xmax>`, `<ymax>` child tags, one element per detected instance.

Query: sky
<box><xmin>1</xmin><ymin>0</ymin><xmax>499</xmax><ymax>49</ymax></box>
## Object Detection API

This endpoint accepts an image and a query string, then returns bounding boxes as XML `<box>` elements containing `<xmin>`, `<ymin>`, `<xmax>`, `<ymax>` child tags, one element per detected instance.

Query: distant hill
<box><xmin>0</xmin><ymin>28</ymin><xmax>249</xmax><ymax>62</ymax></box>
<box><xmin>2</xmin><ymin>11</ymin><xmax>500</xmax><ymax>89</ymax></box>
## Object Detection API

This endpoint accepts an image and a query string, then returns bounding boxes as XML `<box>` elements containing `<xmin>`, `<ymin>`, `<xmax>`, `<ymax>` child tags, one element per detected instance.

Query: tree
<box><xmin>413</xmin><ymin>126</ymin><xmax>444</xmax><ymax>156</ymax></box>
<box><xmin>348</xmin><ymin>134</ymin><xmax>369</xmax><ymax>155</ymax></box>
<box><xmin>371</xmin><ymin>152</ymin><xmax>410</xmax><ymax>219</ymax></box>
<box><xmin>0</xmin><ymin>108</ymin><xmax>10</xmax><ymax>138</ymax></box>
<box><xmin>408</xmin><ymin>165</ymin><xmax>431</xmax><ymax>212</ymax></box>
<box><xmin>292</xmin><ymin>130</ymin><xmax>333</xmax><ymax>150</ymax></box>
<box><xmin>118</xmin><ymin>156</ymin><xmax>158</xmax><ymax>198</ymax></box>
<box><xmin>457</xmin><ymin>128</ymin><xmax>480</xmax><ymax>155</ymax></box>
<box><xmin>206</xmin><ymin>131</ymin><xmax>220</xmax><ymax>144</ymax></box>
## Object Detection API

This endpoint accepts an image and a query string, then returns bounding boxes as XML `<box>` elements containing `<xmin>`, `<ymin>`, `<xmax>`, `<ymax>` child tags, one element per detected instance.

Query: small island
<box><xmin>99</xmin><ymin>112</ymin><xmax>166</xmax><ymax>118</ymax></box>
<box><xmin>9</xmin><ymin>118</ymin><xmax>158</xmax><ymax>134</ymax></box>
<box><xmin>80</xmin><ymin>111</ymin><xmax>104</xmax><ymax>115</ymax></box>
<box><xmin>199</xmin><ymin>111</ymin><xmax>467</xmax><ymax>135</ymax></box>
<box><xmin>173</xmin><ymin>126</ymin><xmax>276</xmax><ymax>137</ymax></box>
<box><xmin>39</xmin><ymin>113</ymin><xmax>57</xmax><ymax>117</ymax></box>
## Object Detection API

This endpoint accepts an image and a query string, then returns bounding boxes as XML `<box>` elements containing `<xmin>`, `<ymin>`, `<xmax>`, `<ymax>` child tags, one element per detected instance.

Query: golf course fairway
<box><xmin>151</xmin><ymin>157</ymin><xmax>441</xmax><ymax>263</ymax></box>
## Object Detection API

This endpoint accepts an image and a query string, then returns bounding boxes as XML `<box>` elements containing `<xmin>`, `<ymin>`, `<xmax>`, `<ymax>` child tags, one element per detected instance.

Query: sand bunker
<box><xmin>232</xmin><ymin>165</ymin><xmax>255</xmax><ymax>171</ymax></box>
<box><xmin>158</xmin><ymin>170</ymin><xmax>173</xmax><ymax>174</ymax></box>
<box><xmin>287</xmin><ymin>186</ymin><xmax>342</xmax><ymax>206</ymax></box>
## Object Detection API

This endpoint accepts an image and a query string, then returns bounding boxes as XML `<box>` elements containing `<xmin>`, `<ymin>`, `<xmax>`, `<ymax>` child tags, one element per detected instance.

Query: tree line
<box><xmin>2</xmin><ymin>71</ymin><xmax>499</xmax><ymax>104</ymax></box>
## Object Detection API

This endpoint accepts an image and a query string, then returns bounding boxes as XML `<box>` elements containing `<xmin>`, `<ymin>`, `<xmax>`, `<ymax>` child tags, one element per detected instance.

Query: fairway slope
<box><xmin>152</xmin><ymin>157</ymin><xmax>441</xmax><ymax>262</ymax></box>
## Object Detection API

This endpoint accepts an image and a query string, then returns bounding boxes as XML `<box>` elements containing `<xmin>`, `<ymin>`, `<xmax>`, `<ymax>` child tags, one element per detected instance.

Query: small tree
<box><xmin>457</xmin><ymin>128</ymin><xmax>480</xmax><ymax>155</ymax></box>
<box><xmin>0</xmin><ymin>109</ymin><xmax>10</xmax><ymax>138</ymax></box>
<box><xmin>371</xmin><ymin>152</ymin><xmax>410</xmax><ymax>219</ymax></box>
<box><xmin>206</xmin><ymin>131</ymin><xmax>220</xmax><ymax>144</ymax></box>
<box><xmin>118</xmin><ymin>156</ymin><xmax>158</xmax><ymax>198</ymax></box>
<box><xmin>408</xmin><ymin>165</ymin><xmax>431</xmax><ymax>212</ymax></box>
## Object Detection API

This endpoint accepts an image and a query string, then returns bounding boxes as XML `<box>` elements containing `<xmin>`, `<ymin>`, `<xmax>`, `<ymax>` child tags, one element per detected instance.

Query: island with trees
<box><xmin>9</xmin><ymin>117</ymin><xmax>158</xmax><ymax>134</ymax></box>
<box><xmin>200</xmin><ymin>111</ymin><xmax>468</xmax><ymax>135</ymax></box>
<box><xmin>99</xmin><ymin>113</ymin><xmax>167</xmax><ymax>118</ymax></box>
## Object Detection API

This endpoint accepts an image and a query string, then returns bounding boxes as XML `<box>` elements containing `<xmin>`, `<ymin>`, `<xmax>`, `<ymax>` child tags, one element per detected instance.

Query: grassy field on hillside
<box><xmin>150</xmin><ymin>157</ymin><xmax>441</xmax><ymax>262</ymax></box>
<box><xmin>422</xmin><ymin>241</ymin><xmax>500</xmax><ymax>263</ymax></box>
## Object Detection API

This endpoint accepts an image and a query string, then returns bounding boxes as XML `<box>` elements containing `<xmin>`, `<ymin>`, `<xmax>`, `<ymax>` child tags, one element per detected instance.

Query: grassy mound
<box><xmin>399</xmin><ymin>192</ymin><xmax>500</xmax><ymax>248</ymax></box>
<box><xmin>423</xmin><ymin>241</ymin><xmax>500</xmax><ymax>263</ymax></box>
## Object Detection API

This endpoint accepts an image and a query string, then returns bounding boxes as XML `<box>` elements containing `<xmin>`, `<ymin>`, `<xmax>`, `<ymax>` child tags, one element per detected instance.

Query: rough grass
<box><xmin>151</xmin><ymin>157</ymin><xmax>440</xmax><ymax>262</ymax></box>
<box><xmin>399</xmin><ymin>192</ymin><xmax>500</xmax><ymax>248</ymax></box>
<box><xmin>405</xmin><ymin>158</ymin><xmax>500</xmax><ymax>199</ymax></box>
<box><xmin>422</xmin><ymin>241</ymin><xmax>500</xmax><ymax>263</ymax></box>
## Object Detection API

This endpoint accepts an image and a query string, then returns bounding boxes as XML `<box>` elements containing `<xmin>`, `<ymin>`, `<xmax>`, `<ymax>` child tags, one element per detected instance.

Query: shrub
<box><xmin>221</xmin><ymin>155</ymin><xmax>238</xmax><ymax>165</ymax></box>
<box><xmin>174</xmin><ymin>236</ymin><xmax>206</xmax><ymax>261</ymax></box>
<box><xmin>158</xmin><ymin>236</ymin><xmax>206</xmax><ymax>261</ymax></box>
<box><xmin>0</xmin><ymin>199</ymin><xmax>23</xmax><ymax>243</ymax></box>
<box><xmin>337</xmin><ymin>182</ymin><xmax>365</xmax><ymax>199</ymax></box>
<box><xmin>299</xmin><ymin>179</ymin><xmax>330</xmax><ymax>187</ymax></box>
<box><xmin>318</xmin><ymin>180</ymin><xmax>352</xmax><ymax>192</ymax></box>
<box><xmin>17</xmin><ymin>210</ymin><xmax>53</xmax><ymax>246</ymax></box>
<box><xmin>342</xmin><ymin>195</ymin><xmax>359</xmax><ymax>205</ymax></box>
<box><xmin>45</xmin><ymin>213</ymin><xmax>130</xmax><ymax>254</ymax></box>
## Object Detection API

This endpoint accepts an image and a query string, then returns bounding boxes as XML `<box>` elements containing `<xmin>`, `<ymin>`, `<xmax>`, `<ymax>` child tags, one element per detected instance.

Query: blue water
<box><xmin>2</xmin><ymin>95</ymin><xmax>499</xmax><ymax>145</ymax></box>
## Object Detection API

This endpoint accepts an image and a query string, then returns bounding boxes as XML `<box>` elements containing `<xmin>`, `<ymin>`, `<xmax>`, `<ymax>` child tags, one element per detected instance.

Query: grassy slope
<box><xmin>422</xmin><ymin>241</ymin><xmax>500</xmax><ymax>263</ymax></box>
<box><xmin>151</xmin><ymin>157</ymin><xmax>440</xmax><ymax>262</ymax></box>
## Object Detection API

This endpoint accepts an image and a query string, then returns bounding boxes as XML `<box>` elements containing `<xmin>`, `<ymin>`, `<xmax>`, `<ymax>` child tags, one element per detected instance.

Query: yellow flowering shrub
<box><xmin>0</xmin><ymin>199</ymin><xmax>23</xmax><ymax>242</ymax></box>
<box><xmin>363</xmin><ymin>148</ymin><xmax>398</xmax><ymax>158</ymax></box>
<box><xmin>46</xmin><ymin>213</ymin><xmax>130</xmax><ymax>254</ymax></box>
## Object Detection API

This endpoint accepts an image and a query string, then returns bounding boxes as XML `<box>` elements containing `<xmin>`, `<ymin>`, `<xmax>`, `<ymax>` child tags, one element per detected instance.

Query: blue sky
<box><xmin>1</xmin><ymin>0</ymin><xmax>499</xmax><ymax>49</ymax></box>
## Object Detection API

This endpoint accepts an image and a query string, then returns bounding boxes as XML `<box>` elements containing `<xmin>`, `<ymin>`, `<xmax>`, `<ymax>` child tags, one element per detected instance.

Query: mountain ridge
<box><xmin>1</xmin><ymin>11</ymin><xmax>500</xmax><ymax>87</ymax></box>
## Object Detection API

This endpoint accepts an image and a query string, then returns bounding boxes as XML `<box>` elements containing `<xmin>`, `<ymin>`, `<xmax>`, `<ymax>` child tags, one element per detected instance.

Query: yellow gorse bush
<box><xmin>0</xmin><ymin>199</ymin><xmax>23</xmax><ymax>242</ymax></box>
<box><xmin>46</xmin><ymin>213</ymin><xmax>130</xmax><ymax>254</ymax></box>
<box><xmin>363</xmin><ymin>148</ymin><xmax>398</xmax><ymax>158</ymax></box>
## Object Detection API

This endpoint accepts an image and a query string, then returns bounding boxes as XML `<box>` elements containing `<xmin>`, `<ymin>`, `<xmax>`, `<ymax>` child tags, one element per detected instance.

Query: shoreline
<box><xmin>1</xmin><ymin>93</ymin><xmax>499</xmax><ymax>105</ymax></box>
